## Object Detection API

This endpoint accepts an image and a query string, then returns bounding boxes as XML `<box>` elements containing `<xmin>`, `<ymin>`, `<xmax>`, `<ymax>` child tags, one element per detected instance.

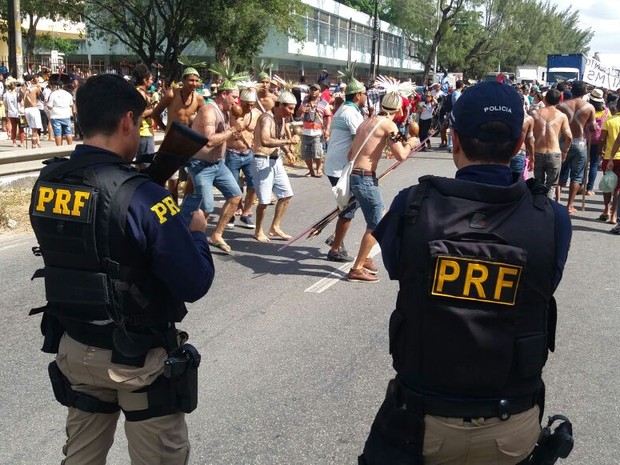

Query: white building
<box><xmin>42</xmin><ymin>0</ymin><xmax>422</xmax><ymax>82</ymax></box>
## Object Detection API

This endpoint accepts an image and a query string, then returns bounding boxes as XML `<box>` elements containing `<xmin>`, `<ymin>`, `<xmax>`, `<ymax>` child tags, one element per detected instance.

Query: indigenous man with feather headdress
<box><xmin>224</xmin><ymin>80</ymin><xmax>262</xmax><ymax>229</ymax></box>
<box><xmin>252</xmin><ymin>86</ymin><xmax>299</xmax><ymax>242</ymax></box>
<box><xmin>346</xmin><ymin>76</ymin><xmax>419</xmax><ymax>283</ymax></box>
<box><xmin>151</xmin><ymin>67</ymin><xmax>205</xmax><ymax>199</ymax></box>
<box><xmin>323</xmin><ymin>62</ymin><xmax>367</xmax><ymax>263</ymax></box>
<box><xmin>256</xmin><ymin>63</ymin><xmax>278</xmax><ymax>113</ymax></box>
<box><xmin>188</xmin><ymin>65</ymin><xmax>249</xmax><ymax>254</ymax></box>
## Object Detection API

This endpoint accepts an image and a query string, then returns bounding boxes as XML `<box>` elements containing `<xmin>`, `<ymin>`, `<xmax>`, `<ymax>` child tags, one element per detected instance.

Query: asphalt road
<box><xmin>0</xmin><ymin>146</ymin><xmax>618</xmax><ymax>464</ymax></box>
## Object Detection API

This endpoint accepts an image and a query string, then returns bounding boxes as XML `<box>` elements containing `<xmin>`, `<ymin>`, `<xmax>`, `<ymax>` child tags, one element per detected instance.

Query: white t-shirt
<box><xmin>324</xmin><ymin>102</ymin><xmax>364</xmax><ymax>178</ymax></box>
<box><xmin>3</xmin><ymin>90</ymin><xmax>19</xmax><ymax>118</ymax></box>
<box><xmin>47</xmin><ymin>89</ymin><xmax>73</xmax><ymax>119</ymax></box>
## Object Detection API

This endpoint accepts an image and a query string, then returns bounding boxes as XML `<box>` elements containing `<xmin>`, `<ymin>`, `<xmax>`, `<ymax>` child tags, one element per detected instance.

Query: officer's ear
<box><xmin>119</xmin><ymin>111</ymin><xmax>135</xmax><ymax>136</ymax></box>
<box><xmin>451</xmin><ymin>130</ymin><xmax>464</xmax><ymax>168</ymax></box>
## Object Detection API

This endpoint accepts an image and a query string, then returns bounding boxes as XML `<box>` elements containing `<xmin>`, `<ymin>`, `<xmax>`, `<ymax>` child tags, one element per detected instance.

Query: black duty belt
<box><xmin>254</xmin><ymin>154</ymin><xmax>279</xmax><ymax>160</ymax></box>
<box><xmin>351</xmin><ymin>168</ymin><xmax>376</xmax><ymax>177</ymax></box>
<box><xmin>396</xmin><ymin>377</ymin><xmax>540</xmax><ymax>421</ymax></box>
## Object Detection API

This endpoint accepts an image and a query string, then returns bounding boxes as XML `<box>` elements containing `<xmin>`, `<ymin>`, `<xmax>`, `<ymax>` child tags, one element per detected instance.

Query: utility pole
<box><xmin>7</xmin><ymin>0</ymin><xmax>24</xmax><ymax>79</ymax></box>
<box><xmin>369</xmin><ymin>0</ymin><xmax>379</xmax><ymax>81</ymax></box>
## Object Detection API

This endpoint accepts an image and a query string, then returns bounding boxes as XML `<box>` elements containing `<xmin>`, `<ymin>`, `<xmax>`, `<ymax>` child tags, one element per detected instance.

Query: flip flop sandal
<box><xmin>208</xmin><ymin>241</ymin><xmax>232</xmax><ymax>254</ymax></box>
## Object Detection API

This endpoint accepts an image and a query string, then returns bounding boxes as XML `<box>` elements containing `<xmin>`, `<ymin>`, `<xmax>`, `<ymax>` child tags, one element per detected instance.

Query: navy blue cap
<box><xmin>451</xmin><ymin>81</ymin><xmax>524</xmax><ymax>142</ymax></box>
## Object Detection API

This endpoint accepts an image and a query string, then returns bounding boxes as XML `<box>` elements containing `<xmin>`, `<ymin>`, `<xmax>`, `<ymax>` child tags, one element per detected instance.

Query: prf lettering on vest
<box><xmin>150</xmin><ymin>196</ymin><xmax>180</xmax><ymax>224</ymax></box>
<box><xmin>432</xmin><ymin>256</ymin><xmax>523</xmax><ymax>306</ymax></box>
<box><xmin>33</xmin><ymin>183</ymin><xmax>94</xmax><ymax>223</ymax></box>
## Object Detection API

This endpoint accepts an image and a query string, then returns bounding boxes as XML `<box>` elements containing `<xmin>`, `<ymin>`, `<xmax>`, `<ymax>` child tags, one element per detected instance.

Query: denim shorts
<box><xmin>510</xmin><ymin>152</ymin><xmax>526</xmax><ymax>176</ymax></box>
<box><xmin>349</xmin><ymin>173</ymin><xmax>384</xmax><ymax>230</ymax></box>
<box><xmin>560</xmin><ymin>139</ymin><xmax>587</xmax><ymax>184</ymax></box>
<box><xmin>51</xmin><ymin>118</ymin><xmax>73</xmax><ymax>137</ymax></box>
<box><xmin>327</xmin><ymin>175</ymin><xmax>358</xmax><ymax>220</ymax></box>
<box><xmin>187</xmin><ymin>159</ymin><xmax>242</xmax><ymax>213</ymax></box>
<box><xmin>225</xmin><ymin>149</ymin><xmax>255</xmax><ymax>190</ymax></box>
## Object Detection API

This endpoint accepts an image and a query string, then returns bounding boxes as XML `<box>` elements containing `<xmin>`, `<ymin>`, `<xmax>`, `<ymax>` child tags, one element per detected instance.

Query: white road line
<box><xmin>305</xmin><ymin>244</ymin><xmax>381</xmax><ymax>294</ymax></box>
<box><xmin>0</xmin><ymin>235</ymin><xmax>33</xmax><ymax>253</ymax></box>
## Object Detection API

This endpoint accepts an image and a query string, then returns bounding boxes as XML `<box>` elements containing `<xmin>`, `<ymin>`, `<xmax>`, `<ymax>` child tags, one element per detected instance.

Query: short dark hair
<box><xmin>545</xmin><ymin>89</ymin><xmax>561</xmax><ymax>105</ymax></box>
<box><xmin>345</xmin><ymin>93</ymin><xmax>356</xmax><ymax>102</ymax></box>
<box><xmin>609</xmin><ymin>103</ymin><xmax>617</xmax><ymax>115</ymax></box>
<box><xmin>76</xmin><ymin>74</ymin><xmax>146</xmax><ymax>138</ymax></box>
<box><xmin>571</xmin><ymin>81</ymin><xmax>586</xmax><ymax>97</ymax></box>
<box><xmin>455</xmin><ymin>80</ymin><xmax>464</xmax><ymax>89</ymax></box>
<box><xmin>132</xmin><ymin>63</ymin><xmax>151</xmax><ymax>86</ymax></box>
<box><xmin>457</xmin><ymin>121</ymin><xmax>518</xmax><ymax>164</ymax></box>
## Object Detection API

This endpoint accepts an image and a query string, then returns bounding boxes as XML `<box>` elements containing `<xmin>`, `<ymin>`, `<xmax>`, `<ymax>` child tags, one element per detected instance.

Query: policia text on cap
<box><xmin>29</xmin><ymin>74</ymin><xmax>215</xmax><ymax>465</ymax></box>
<box><xmin>358</xmin><ymin>81</ymin><xmax>573</xmax><ymax>465</ymax></box>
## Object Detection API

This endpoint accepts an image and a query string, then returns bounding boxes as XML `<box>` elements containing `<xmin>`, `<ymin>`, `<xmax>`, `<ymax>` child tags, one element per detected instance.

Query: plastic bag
<box><xmin>332</xmin><ymin>161</ymin><xmax>354</xmax><ymax>210</ymax></box>
<box><xmin>598</xmin><ymin>170</ymin><xmax>618</xmax><ymax>193</ymax></box>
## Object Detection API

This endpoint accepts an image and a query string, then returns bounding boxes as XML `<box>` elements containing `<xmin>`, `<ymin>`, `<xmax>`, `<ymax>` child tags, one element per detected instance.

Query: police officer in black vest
<box><xmin>29</xmin><ymin>74</ymin><xmax>215</xmax><ymax>465</ymax></box>
<box><xmin>358</xmin><ymin>81</ymin><xmax>572</xmax><ymax>465</ymax></box>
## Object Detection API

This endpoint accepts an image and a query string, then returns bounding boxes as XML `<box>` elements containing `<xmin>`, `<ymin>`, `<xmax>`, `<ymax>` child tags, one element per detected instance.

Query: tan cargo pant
<box><xmin>55</xmin><ymin>333</ymin><xmax>190</xmax><ymax>465</ymax></box>
<box><xmin>423</xmin><ymin>406</ymin><xmax>541</xmax><ymax>465</ymax></box>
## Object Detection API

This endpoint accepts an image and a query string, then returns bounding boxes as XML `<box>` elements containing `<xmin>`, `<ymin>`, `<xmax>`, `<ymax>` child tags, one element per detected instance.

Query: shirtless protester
<box><xmin>510</xmin><ymin>110</ymin><xmax>535</xmax><ymax>178</ymax></box>
<box><xmin>190</xmin><ymin>78</ymin><xmax>244</xmax><ymax>254</ymax></box>
<box><xmin>256</xmin><ymin>71</ymin><xmax>278</xmax><ymax>113</ymax></box>
<box><xmin>23</xmin><ymin>75</ymin><xmax>43</xmax><ymax>147</ymax></box>
<box><xmin>531</xmin><ymin>89</ymin><xmax>572</xmax><ymax>198</ymax></box>
<box><xmin>556</xmin><ymin>81</ymin><xmax>596</xmax><ymax>213</ymax></box>
<box><xmin>252</xmin><ymin>89</ymin><xmax>299</xmax><ymax>242</ymax></box>
<box><xmin>225</xmin><ymin>81</ymin><xmax>262</xmax><ymax>229</ymax></box>
<box><xmin>152</xmin><ymin>67</ymin><xmax>205</xmax><ymax>200</ymax></box>
<box><xmin>346</xmin><ymin>77</ymin><xmax>419</xmax><ymax>283</ymax></box>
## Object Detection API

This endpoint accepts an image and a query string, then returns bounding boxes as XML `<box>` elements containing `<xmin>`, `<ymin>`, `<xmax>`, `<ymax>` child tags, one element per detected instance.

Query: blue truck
<box><xmin>547</xmin><ymin>54</ymin><xmax>587</xmax><ymax>84</ymax></box>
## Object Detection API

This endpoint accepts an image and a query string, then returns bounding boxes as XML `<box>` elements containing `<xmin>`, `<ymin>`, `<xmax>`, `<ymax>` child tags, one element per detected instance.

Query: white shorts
<box><xmin>24</xmin><ymin>107</ymin><xmax>42</xmax><ymax>129</ymax></box>
<box><xmin>252</xmin><ymin>155</ymin><xmax>293</xmax><ymax>204</ymax></box>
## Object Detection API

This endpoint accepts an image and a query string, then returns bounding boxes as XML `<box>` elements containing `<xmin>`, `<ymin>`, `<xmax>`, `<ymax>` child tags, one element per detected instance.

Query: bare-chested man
<box><xmin>24</xmin><ymin>75</ymin><xmax>43</xmax><ymax>147</ymax></box>
<box><xmin>189</xmin><ymin>81</ymin><xmax>244</xmax><ymax>254</ymax></box>
<box><xmin>531</xmin><ymin>89</ymin><xmax>572</xmax><ymax>198</ymax></box>
<box><xmin>510</xmin><ymin>112</ymin><xmax>535</xmax><ymax>177</ymax></box>
<box><xmin>252</xmin><ymin>90</ymin><xmax>299</xmax><ymax>242</ymax></box>
<box><xmin>225</xmin><ymin>84</ymin><xmax>262</xmax><ymax>229</ymax></box>
<box><xmin>556</xmin><ymin>81</ymin><xmax>596</xmax><ymax>213</ymax></box>
<box><xmin>256</xmin><ymin>72</ymin><xmax>278</xmax><ymax>113</ymax></box>
<box><xmin>152</xmin><ymin>67</ymin><xmax>205</xmax><ymax>198</ymax></box>
<box><xmin>346</xmin><ymin>88</ymin><xmax>418</xmax><ymax>283</ymax></box>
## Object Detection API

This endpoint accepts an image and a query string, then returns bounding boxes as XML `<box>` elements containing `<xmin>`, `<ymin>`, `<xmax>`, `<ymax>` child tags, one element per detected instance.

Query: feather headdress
<box><xmin>237</xmin><ymin>79</ymin><xmax>258</xmax><ymax>102</ymax></box>
<box><xmin>375</xmin><ymin>75</ymin><xmax>416</xmax><ymax>110</ymax></box>
<box><xmin>271</xmin><ymin>75</ymin><xmax>298</xmax><ymax>105</ymax></box>
<box><xmin>209</xmin><ymin>62</ymin><xmax>250</xmax><ymax>92</ymax></box>
<box><xmin>338</xmin><ymin>62</ymin><xmax>365</xmax><ymax>95</ymax></box>
<box><xmin>256</xmin><ymin>60</ymin><xmax>274</xmax><ymax>82</ymax></box>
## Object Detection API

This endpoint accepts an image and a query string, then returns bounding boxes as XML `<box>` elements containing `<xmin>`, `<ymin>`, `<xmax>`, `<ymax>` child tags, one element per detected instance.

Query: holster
<box><xmin>359</xmin><ymin>378</ymin><xmax>425</xmax><ymax>465</ymax></box>
<box><xmin>124</xmin><ymin>343</ymin><xmax>200</xmax><ymax>422</ymax></box>
<box><xmin>48</xmin><ymin>361</ymin><xmax>120</xmax><ymax>414</ymax></box>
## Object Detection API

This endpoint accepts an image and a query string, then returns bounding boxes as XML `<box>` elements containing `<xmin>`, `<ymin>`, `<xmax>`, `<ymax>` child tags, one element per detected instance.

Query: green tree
<box><xmin>81</xmin><ymin>0</ymin><xmax>205</xmax><ymax>80</ymax></box>
<box><xmin>194</xmin><ymin>0</ymin><xmax>307</xmax><ymax>66</ymax></box>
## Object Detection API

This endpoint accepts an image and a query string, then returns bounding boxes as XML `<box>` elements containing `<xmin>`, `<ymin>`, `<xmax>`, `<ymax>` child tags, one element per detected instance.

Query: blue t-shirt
<box><xmin>373</xmin><ymin>164</ymin><xmax>571</xmax><ymax>291</ymax></box>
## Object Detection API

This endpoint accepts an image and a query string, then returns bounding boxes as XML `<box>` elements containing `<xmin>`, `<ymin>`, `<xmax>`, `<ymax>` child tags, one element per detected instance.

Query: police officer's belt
<box><xmin>395</xmin><ymin>377</ymin><xmax>540</xmax><ymax>421</ymax></box>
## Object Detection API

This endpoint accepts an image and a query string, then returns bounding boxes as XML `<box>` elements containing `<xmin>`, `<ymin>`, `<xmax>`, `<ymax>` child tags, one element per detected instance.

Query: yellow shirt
<box><xmin>602</xmin><ymin>114</ymin><xmax>620</xmax><ymax>159</ymax></box>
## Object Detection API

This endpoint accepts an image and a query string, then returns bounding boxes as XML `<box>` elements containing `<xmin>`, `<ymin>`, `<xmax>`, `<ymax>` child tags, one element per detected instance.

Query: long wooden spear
<box><xmin>279</xmin><ymin>129</ymin><xmax>439</xmax><ymax>250</ymax></box>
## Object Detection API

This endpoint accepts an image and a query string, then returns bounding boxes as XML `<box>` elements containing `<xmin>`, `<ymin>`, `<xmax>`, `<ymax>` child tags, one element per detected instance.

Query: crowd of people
<box><xmin>28</xmin><ymin>71</ymin><xmax>579</xmax><ymax>465</ymax></box>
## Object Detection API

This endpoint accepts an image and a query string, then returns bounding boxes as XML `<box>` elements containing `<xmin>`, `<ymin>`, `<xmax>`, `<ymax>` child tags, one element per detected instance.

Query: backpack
<box><xmin>591</xmin><ymin>108</ymin><xmax>609</xmax><ymax>144</ymax></box>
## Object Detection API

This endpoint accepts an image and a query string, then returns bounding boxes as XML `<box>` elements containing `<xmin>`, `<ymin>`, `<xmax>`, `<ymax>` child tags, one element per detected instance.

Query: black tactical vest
<box><xmin>391</xmin><ymin>175</ymin><xmax>557</xmax><ymax>401</ymax></box>
<box><xmin>30</xmin><ymin>152</ymin><xmax>186</xmax><ymax>342</ymax></box>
